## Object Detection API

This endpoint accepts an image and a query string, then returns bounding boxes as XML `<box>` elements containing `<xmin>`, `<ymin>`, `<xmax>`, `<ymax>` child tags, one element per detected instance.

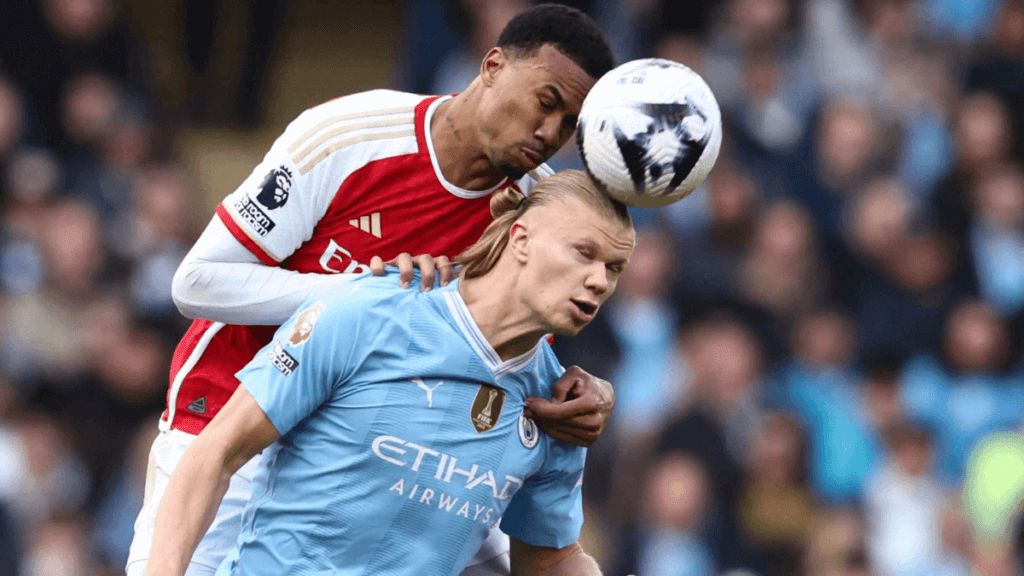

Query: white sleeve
<box><xmin>171</xmin><ymin>217</ymin><xmax>359</xmax><ymax>326</ymax></box>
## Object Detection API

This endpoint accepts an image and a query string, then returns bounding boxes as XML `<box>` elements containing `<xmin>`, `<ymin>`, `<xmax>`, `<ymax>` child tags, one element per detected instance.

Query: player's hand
<box><xmin>524</xmin><ymin>366</ymin><xmax>615</xmax><ymax>447</ymax></box>
<box><xmin>369</xmin><ymin>253</ymin><xmax>455</xmax><ymax>291</ymax></box>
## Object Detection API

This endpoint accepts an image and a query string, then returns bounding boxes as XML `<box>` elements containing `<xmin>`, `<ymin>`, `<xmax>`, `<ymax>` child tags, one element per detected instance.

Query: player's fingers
<box><xmin>524</xmin><ymin>395</ymin><xmax>600</xmax><ymax>420</ymax></box>
<box><xmin>436</xmin><ymin>255</ymin><xmax>454</xmax><ymax>286</ymax></box>
<box><xmin>549</xmin><ymin>372</ymin><xmax>582</xmax><ymax>403</ymax></box>
<box><xmin>370</xmin><ymin>255</ymin><xmax>386</xmax><ymax>276</ymax></box>
<box><xmin>393</xmin><ymin>253</ymin><xmax>414</xmax><ymax>288</ymax></box>
<box><xmin>539</xmin><ymin>426</ymin><xmax>598</xmax><ymax>447</ymax></box>
<box><xmin>416</xmin><ymin>254</ymin><xmax>436</xmax><ymax>292</ymax></box>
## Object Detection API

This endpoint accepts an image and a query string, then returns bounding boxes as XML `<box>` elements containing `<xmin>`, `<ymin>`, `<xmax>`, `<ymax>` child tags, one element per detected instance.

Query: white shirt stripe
<box><xmin>443</xmin><ymin>289</ymin><xmax>544</xmax><ymax>380</ymax></box>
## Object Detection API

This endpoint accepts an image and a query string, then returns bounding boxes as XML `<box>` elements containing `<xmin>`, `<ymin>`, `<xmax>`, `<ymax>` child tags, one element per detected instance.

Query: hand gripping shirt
<box><xmin>163</xmin><ymin>89</ymin><xmax>551</xmax><ymax>434</ymax></box>
<box><xmin>218</xmin><ymin>273</ymin><xmax>585</xmax><ymax>576</ymax></box>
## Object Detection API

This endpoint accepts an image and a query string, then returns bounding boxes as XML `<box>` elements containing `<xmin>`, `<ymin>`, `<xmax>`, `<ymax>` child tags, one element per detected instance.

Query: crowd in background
<box><xmin>0</xmin><ymin>0</ymin><xmax>1023</xmax><ymax>574</ymax></box>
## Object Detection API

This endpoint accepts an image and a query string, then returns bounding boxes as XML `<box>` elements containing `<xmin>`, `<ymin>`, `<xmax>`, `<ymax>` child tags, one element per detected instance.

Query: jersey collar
<box><xmin>441</xmin><ymin>282</ymin><xmax>543</xmax><ymax>380</ymax></box>
<box><xmin>422</xmin><ymin>95</ymin><xmax>508</xmax><ymax>200</ymax></box>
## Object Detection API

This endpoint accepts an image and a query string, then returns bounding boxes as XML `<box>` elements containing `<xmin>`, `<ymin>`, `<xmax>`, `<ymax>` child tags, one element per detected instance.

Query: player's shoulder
<box><xmin>272</xmin><ymin>90</ymin><xmax>433</xmax><ymax>174</ymax></box>
<box><xmin>318</xmin><ymin>271</ymin><xmax>433</xmax><ymax>321</ymax></box>
<box><xmin>295</xmin><ymin>89</ymin><xmax>428</xmax><ymax>126</ymax></box>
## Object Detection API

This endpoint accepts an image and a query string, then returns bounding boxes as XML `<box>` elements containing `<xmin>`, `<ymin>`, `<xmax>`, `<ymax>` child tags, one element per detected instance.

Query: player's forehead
<box><xmin>511</xmin><ymin>44</ymin><xmax>595</xmax><ymax>110</ymax></box>
<box><xmin>537</xmin><ymin>197</ymin><xmax>634</xmax><ymax>254</ymax></box>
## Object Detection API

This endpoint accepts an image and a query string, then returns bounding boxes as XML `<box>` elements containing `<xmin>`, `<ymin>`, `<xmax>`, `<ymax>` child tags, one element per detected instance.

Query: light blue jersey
<box><xmin>216</xmin><ymin>272</ymin><xmax>585</xmax><ymax>576</ymax></box>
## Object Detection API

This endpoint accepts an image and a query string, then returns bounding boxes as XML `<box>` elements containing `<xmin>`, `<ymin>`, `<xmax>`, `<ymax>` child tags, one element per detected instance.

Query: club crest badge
<box><xmin>288</xmin><ymin>302</ymin><xmax>326</xmax><ymax>346</ymax></box>
<box><xmin>470</xmin><ymin>385</ymin><xmax>505</xmax><ymax>433</ymax></box>
<box><xmin>518</xmin><ymin>412</ymin><xmax>539</xmax><ymax>449</ymax></box>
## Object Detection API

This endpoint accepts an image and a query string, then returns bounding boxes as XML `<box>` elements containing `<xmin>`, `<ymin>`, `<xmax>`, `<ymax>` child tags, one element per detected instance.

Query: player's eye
<box><xmin>539</xmin><ymin>99</ymin><xmax>555</xmax><ymax>111</ymax></box>
<box><xmin>575</xmin><ymin>245</ymin><xmax>595</xmax><ymax>260</ymax></box>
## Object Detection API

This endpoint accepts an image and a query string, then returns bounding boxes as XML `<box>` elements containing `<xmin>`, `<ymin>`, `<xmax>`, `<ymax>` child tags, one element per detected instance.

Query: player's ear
<box><xmin>480</xmin><ymin>48</ymin><xmax>507</xmax><ymax>87</ymax></box>
<box><xmin>508</xmin><ymin>222</ymin><xmax>530</xmax><ymax>265</ymax></box>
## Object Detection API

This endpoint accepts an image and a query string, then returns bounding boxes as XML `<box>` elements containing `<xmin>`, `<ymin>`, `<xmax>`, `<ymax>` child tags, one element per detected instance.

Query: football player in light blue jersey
<box><xmin>145</xmin><ymin>169</ymin><xmax>634</xmax><ymax>576</ymax></box>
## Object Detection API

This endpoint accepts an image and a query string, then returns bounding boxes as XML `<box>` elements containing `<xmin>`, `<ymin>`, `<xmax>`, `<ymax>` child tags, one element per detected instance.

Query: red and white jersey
<box><xmin>164</xmin><ymin>90</ymin><xmax>550</xmax><ymax>434</ymax></box>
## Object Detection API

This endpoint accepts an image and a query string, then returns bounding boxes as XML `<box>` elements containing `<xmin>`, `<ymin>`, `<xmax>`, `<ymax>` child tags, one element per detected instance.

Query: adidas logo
<box><xmin>186</xmin><ymin>396</ymin><xmax>207</xmax><ymax>414</ymax></box>
<box><xmin>349</xmin><ymin>212</ymin><xmax>381</xmax><ymax>238</ymax></box>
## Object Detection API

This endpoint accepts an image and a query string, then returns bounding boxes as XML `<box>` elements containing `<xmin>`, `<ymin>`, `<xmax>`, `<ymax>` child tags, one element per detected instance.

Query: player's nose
<box><xmin>534</xmin><ymin>117</ymin><xmax>562</xmax><ymax>153</ymax></box>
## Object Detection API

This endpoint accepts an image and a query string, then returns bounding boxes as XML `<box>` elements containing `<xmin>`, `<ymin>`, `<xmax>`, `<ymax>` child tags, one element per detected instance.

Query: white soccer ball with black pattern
<box><xmin>577</xmin><ymin>58</ymin><xmax>722</xmax><ymax>208</ymax></box>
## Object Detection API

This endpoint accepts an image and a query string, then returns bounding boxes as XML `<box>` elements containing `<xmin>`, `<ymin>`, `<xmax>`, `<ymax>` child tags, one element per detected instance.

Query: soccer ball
<box><xmin>577</xmin><ymin>59</ymin><xmax>722</xmax><ymax>208</ymax></box>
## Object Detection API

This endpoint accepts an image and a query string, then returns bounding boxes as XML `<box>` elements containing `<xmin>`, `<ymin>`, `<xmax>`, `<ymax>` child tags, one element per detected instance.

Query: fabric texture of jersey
<box><xmin>218</xmin><ymin>272</ymin><xmax>584</xmax><ymax>576</ymax></box>
<box><xmin>164</xmin><ymin>89</ymin><xmax>550</xmax><ymax>434</ymax></box>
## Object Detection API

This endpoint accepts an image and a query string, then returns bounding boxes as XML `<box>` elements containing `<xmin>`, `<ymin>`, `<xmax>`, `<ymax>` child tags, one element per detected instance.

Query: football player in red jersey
<box><xmin>127</xmin><ymin>5</ymin><xmax>617</xmax><ymax>576</ymax></box>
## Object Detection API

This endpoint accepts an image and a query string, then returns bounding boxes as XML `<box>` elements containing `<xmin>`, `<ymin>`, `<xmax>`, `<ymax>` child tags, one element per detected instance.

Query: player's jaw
<box><xmin>493</xmin><ymin>141</ymin><xmax>554</xmax><ymax>180</ymax></box>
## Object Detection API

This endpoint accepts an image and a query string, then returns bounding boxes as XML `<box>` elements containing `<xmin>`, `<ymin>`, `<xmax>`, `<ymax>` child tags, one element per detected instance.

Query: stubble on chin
<box><xmin>498</xmin><ymin>159</ymin><xmax>526</xmax><ymax>181</ymax></box>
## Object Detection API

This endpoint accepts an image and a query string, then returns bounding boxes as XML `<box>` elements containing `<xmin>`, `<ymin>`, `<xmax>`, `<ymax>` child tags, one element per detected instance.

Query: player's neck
<box><xmin>459</xmin><ymin>271</ymin><xmax>546</xmax><ymax>362</ymax></box>
<box><xmin>431</xmin><ymin>91</ymin><xmax>506</xmax><ymax>191</ymax></box>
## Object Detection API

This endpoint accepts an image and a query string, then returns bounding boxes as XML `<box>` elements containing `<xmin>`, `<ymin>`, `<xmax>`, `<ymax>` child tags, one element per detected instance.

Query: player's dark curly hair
<box><xmin>497</xmin><ymin>3</ymin><xmax>615</xmax><ymax>80</ymax></box>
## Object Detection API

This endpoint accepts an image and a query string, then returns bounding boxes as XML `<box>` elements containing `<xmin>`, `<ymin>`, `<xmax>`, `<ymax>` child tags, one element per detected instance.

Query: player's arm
<box><xmin>510</xmin><ymin>539</ymin><xmax>601</xmax><ymax>576</ymax></box>
<box><xmin>144</xmin><ymin>385</ymin><xmax>280</xmax><ymax>576</ymax></box>
<box><xmin>525</xmin><ymin>366</ymin><xmax>615</xmax><ymax>447</ymax></box>
<box><xmin>172</xmin><ymin>218</ymin><xmax>455</xmax><ymax>325</ymax></box>
<box><xmin>172</xmin><ymin>217</ymin><xmax>361</xmax><ymax>325</ymax></box>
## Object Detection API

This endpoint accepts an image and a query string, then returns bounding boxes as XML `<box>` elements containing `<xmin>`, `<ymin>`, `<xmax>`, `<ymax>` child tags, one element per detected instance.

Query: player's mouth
<box><xmin>520</xmin><ymin>146</ymin><xmax>543</xmax><ymax>169</ymax></box>
<box><xmin>569</xmin><ymin>299</ymin><xmax>598</xmax><ymax>322</ymax></box>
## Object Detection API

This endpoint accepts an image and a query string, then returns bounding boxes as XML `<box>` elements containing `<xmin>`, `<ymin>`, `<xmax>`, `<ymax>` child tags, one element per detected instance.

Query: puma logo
<box><xmin>412</xmin><ymin>377</ymin><xmax>444</xmax><ymax>408</ymax></box>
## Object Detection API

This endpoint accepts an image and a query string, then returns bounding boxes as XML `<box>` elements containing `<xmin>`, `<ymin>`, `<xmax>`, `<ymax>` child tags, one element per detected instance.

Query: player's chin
<box><xmin>552</xmin><ymin>317</ymin><xmax>590</xmax><ymax>337</ymax></box>
<box><xmin>498</xmin><ymin>160</ymin><xmax>527</xmax><ymax>181</ymax></box>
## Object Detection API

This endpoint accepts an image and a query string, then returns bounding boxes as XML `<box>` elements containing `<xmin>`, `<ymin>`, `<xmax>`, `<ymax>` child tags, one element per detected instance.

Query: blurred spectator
<box><xmin>394</xmin><ymin>0</ymin><xmax>474</xmax><ymax>94</ymax></box>
<box><xmin>701</xmin><ymin>0</ymin><xmax>806</xmax><ymax>115</ymax></box>
<box><xmin>899</xmin><ymin>301</ymin><xmax>1024</xmax><ymax>482</ymax></box>
<box><xmin>0</xmin><ymin>77</ymin><xmax>27</xmax><ymax>161</ymax></box>
<box><xmin>790</xmin><ymin>98</ymin><xmax>893</xmax><ymax>234</ymax></box>
<box><xmin>22</xmin><ymin>515</ymin><xmax>93</xmax><ymax>576</ymax></box>
<box><xmin>737</xmin><ymin>412</ymin><xmax>817</xmax><ymax>576</ymax></box>
<box><xmin>863</xmin><ymin>422</ymin><xmax>952</xmax><ymax>576</ymax></box>
<box><xmin>802</xmin><ymin>508</ymin><xmax>872</xmax><ymax>576</ymax></box>
<box><xmin>932</xmin><ymin>92</ymin><xmax>1015</xmax><ymax>243</ymax></box>
<box><xmin>2</xmin><ymin>413</ymin><xmax>92</xmax><ymax>525</ymax></box>
<box><xmin>0</xmin><ymin>147</ymin><xmax>62</xmax><ymax>296</ymax></box>
<box><xmin>920</xmin><ymin>0</ymin><xmax>1006</xmax><ymax>44</ymax></box>
<box><xmin>965</xmin><ymin>0</ymin><xmax>1024</xmax><ymax>160</ymax></box>
<box><xmin>30</xmin><ymin>324</ymin><xmax>167</xmax><ymax>502</ymax></box>
<box><xmin>60</xmin><ymin>72</ymin><xmax>148</xmax><ymax>222</ymax></box>
<box><xmin>649</xmin><ymin>316</ymin><xmax>767</xmax><ymax>571</ymax></box>
<box><xmin>735</xmin><ymin>200</ymin><xmax>829</xmax><ymax>360</ymax></box>
<box><xmin>837</xmin><ymin>177</ymin><xmax>974</xmax><ymax>364</ymax></box>
<box><xmin>1</xmin><ymin>199</ymin><xmax>120</xmax><ymax>384</ymax></box>
<box><xmin>92</xmin><ymin>419</ymin><xmax>160</xmax><ymax>571</ymax></box>
<box><xmin>0</xmin><ymin>0</ymin><xmax>143</xmax><ymax>151</ymax></box>
<box><xmin>772</xmin><ymin>308</ymin><xmax>880</xmax><ymax>504</ymax></box>
<box><xmin>673</xmin><ymin>165</ymin><xmax>762</xmax><ymax>305</ymax></box>
<box><xmin>683</xmin><ymin>316</ymin><xmax>767</xmax><ymax>464</ymax></box>
<box><xmin>431</xmin><ymin>0</ymin><xmax>530</xmax><ymax>96</ymax></box>
<box><xmin>115</xmin><ymin>167</ymin><xmax>191</xmax><ymax>322</ymax></box>
<box><xmin>634</xmin><ymin>452</ymin><xmax>717</xmax><ymax>576</ymax></box>
<box><xmin>968</xmin><ymin>164</ymin><xmax>1024</xmax><ymax>319</ymax></box>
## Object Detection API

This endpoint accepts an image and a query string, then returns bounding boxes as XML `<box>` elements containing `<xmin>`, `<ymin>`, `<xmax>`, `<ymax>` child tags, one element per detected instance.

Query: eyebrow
<box><xmin>577</xmin><ymin>237</ymin><xmax>630</xmax><ymax>267</ymax></box>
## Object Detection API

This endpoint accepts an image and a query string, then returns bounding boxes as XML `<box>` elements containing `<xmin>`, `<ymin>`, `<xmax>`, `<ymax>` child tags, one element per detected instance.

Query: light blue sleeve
<box><xmin>499</xmin><ymin>442</ymin><xmax>586</xmax><ymax>549</ymax></box>
<box><xmin>236</xmin><ymin>293</ymin><xmax>373</xmax><ymax>435</ymax></box>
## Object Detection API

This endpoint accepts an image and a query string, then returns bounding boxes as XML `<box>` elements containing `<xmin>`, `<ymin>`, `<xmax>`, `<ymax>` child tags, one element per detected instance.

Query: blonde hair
<box><xmin>455</xmin><ymin>170</ymin><xmax>633</xmax><ymax>279</ymax></box>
